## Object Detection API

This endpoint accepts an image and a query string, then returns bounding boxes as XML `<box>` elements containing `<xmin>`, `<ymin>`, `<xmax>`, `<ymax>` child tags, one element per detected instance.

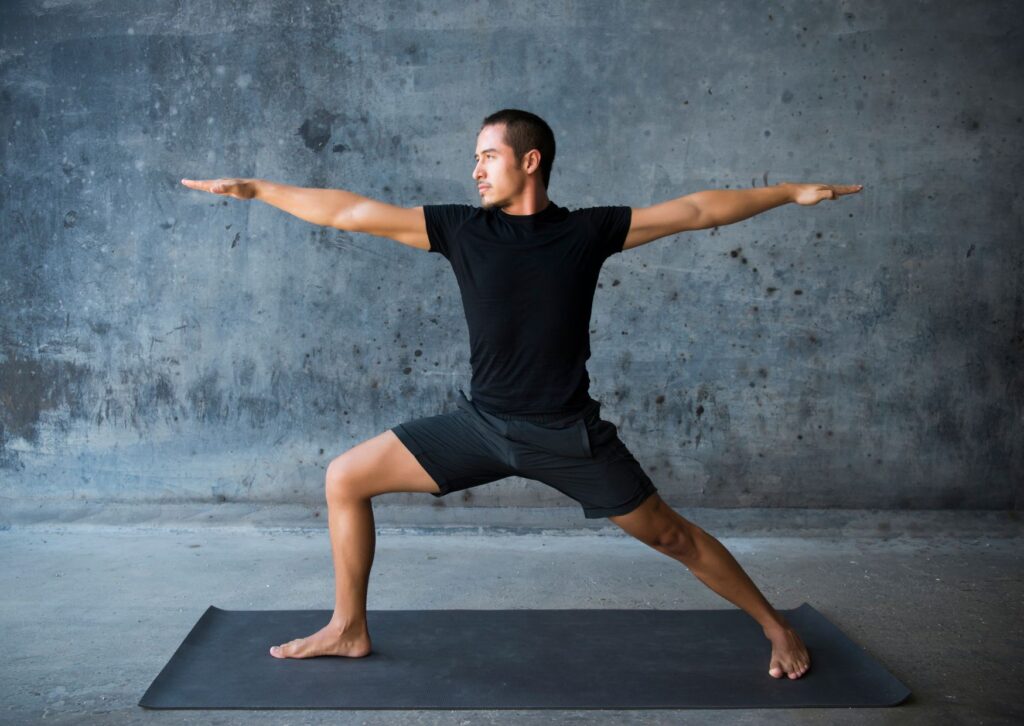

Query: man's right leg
<box><xmin>269</xmin><ymin>429</ymin><xmax>441</xmax><ymax>659</ymax></box>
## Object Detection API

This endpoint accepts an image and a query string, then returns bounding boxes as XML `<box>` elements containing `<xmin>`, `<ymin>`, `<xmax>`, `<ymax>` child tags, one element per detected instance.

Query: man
<box><xmin>182</xmin><ymin>108</ymin><xmax>861</xmax><ymax>679</ymax></box>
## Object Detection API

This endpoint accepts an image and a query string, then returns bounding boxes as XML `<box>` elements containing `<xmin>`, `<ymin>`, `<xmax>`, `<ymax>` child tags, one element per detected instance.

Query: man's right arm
<box><xmin>181</xmin><ymin>177</ymin><xmax>429</xmax><ymax>251</ymax></box>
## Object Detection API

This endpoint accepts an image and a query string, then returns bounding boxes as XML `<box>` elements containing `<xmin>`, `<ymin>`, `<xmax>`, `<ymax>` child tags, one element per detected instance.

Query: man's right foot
<box><xmin>269</xmin><ymin>620</ymin><xmax>372</xmax><ymax>659</ymax></box>
<box><xmin>764</xmin><ymin>619</ymin><xmax>811</xmax><ymax>679</ymax></box>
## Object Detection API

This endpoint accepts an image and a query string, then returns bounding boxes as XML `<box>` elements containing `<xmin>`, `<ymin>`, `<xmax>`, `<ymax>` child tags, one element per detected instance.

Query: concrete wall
<box><xmin>1</xmin><ymin>1</ymin><xmax>1021</xmax><ymax>517</ymax></box>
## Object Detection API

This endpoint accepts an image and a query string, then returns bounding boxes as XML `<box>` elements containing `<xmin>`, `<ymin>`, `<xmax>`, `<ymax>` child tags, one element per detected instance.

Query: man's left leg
<box><xmin>609</xmin><ymin>492</ymin><xmax>811</xmax><ymax>680</ymax></box>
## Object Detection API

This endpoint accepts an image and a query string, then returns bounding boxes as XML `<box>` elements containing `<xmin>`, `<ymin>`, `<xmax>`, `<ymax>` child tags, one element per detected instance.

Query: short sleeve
<box><xmin>422</xmin><ymin>204</ymin><xmax>476</xmax><ymax>259</ymax></box>
<box><xmin>582</xmin><ymin>205</ymin><xmax>632</xmax><ymax>262</ymax></box>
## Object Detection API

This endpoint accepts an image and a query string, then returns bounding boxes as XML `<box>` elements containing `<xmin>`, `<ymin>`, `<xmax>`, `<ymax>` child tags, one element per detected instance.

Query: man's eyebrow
<box><xmin>473</xmin><ymin>148</ymin><xmax>498</xmax><ymax>158</ymax></box>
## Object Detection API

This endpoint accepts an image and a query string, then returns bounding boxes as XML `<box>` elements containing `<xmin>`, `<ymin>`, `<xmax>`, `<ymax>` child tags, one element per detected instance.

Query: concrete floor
<box><xmin>0</xmin><ymin>504</ymin><xmax>1021</xmax><ymax>725</ymax></box>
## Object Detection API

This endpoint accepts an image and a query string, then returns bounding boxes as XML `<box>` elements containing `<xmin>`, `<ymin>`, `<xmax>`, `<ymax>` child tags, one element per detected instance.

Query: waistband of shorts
<box><xmin>471</xmin><ymin>395</ymin><xmax>600</xmax><ymax>425</ymax></box>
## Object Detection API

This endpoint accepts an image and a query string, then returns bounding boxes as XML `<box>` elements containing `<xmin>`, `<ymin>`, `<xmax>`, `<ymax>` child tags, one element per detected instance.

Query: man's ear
<box><xmin>524</xmin><ymin>149</ymin><xmax>541</xmax><ymax>175</ymax></box>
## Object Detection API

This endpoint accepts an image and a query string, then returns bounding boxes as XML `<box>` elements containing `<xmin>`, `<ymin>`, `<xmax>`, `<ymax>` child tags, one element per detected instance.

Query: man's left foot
<box><xmin>763</xmin><ymin>621</ymin><xmax>811</xmax><ymax>679</ymax></box>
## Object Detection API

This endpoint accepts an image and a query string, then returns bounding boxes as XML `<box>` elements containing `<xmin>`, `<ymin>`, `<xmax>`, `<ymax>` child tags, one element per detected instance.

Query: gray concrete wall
<box><xmin>1</xmin><ymin>1</ymin><xmax>1021</xmax><ymax>517</ymax></box>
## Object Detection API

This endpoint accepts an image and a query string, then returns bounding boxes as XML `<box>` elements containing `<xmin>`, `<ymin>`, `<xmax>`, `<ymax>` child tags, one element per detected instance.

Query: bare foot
<box><xmin>764</xmin><ymin>621</ymin><xmax>811</xmax><ymax>679</ymax></box>
<box><xmin>269</xmin><ymin>620</ymin><xmax>372</xmax><ymax>659</ymax></box>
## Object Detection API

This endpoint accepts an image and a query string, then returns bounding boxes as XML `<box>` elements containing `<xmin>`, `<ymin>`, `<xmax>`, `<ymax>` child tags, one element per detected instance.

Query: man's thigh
<box><xmin>389</xmin><ymin>407</ymin><xmax>516</xmax><ymax>498</ymax></box>
<box><xmin>512</xmin><ymin>413</ymin><xmax>658</xmax><ymax>519</ymax></box>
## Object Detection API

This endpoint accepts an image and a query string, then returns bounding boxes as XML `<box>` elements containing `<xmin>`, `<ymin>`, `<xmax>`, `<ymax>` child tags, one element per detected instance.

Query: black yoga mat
<box><xmin>139</xmin><ymin>602</ymin><xmax>910</xmax><ymax>710</ymax></box>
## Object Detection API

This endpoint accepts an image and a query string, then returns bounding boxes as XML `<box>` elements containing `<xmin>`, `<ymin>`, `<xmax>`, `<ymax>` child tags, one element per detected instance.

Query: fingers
<box><xmin>181</xmin><ymin>178</ymin><xmax>220</xmax><ymax>193</ymax></box>
<box><xmin>180</xmin><ymin>178</ymin><xmax>232</xmax><ymax>194</ymax></box>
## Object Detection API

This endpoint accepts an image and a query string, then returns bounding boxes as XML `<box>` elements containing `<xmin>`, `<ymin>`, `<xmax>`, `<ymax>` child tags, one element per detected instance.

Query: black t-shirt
<box><xmin>423</xmin><ymin>200</ymin><xmax>631</xmax><ymax>417</ymax></box>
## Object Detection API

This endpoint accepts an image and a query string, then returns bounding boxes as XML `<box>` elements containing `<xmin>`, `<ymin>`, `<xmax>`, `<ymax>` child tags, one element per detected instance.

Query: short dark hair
<box><xmin>481</xmin><ymin>109</ymin><xmax>556</xmax><ymax>190</ymax></box>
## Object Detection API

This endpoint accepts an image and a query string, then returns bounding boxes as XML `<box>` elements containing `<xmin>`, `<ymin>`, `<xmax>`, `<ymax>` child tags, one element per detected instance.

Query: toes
<box><xmin>270</xmin><ymin>639</ymin><xmax>301</xmax><ymax>658</ymax></box>
<box><xmin>769</xmin><ymin>665</ymin><xmax>783</xmax><ymax>678</ymax></box>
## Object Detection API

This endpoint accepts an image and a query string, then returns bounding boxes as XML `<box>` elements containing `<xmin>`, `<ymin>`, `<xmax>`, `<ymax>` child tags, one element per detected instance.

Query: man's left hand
<box><xmin>782</xmin><ymin>182</ymin><xmax>864</xmax><ymax>206</ymax></box>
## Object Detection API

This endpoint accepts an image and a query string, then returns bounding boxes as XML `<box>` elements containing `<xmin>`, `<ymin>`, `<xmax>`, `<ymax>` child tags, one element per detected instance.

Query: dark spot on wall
<box><xmin>766</xmin><ymin>287</ymin><xmax>777</xmax><ymax>295</ymax></box>
<box><xmin>403</xmin><ymin>367</ymin><xmax>412</xmax><ymax>374</ymax></box>
<box><xmin>758</xmin><ymin>368</ymin><xmax>768</xmax><ymax>378</ymax></box>
<box><xmin>230</xmin><ymin>232</ymin><xmax>240</xmax><ymax>249</ymax></box>
<box><xmin>611</xmin><ymin>279</ymin><xmax>620</xmax><ymax>286</ymax></box>
<box><xmin>966</xmin><ymin>243</ymin><xmax>974</xmax><ymax>258</ymax></box>
<box><xmin>730</xmin><ymin>248</ymin><xmax>741</xmax><ymax>257</ymax></box>
<box><xmin>153</xmin><ymin>373</ymin><xmax>175</xmax><ymax>405</ymax></box>
<box><xmin>88</xmin><ymin>320</ymin><xmax>111</xmax><ymax>336</ymax></box>
<box><xmin>414</xmin><ymin>349</ymin><xmax>422</xmax><ymax>357</ymax></box>
<box><xmin>781</xmin><ymin>89</ymin><xmax>793</xmax><ymax>104</ymax></box>
<box><xmin>695</xmin><ymin>405</ymin><xmax>704</xmax><ymax>417</ymax></box>
<box><xmin>332</xmin><ymin>143</ymin><xmax>350</xmax><ymax>153</ymax></box>
<box><xmin>0</xmin><ymin>352</ymin><xmax>92</xmax><ymax>457</ymax></box>
<box><xmin>186</xmin><ymin>369</ymin><xmax>226</xmax><ymax>423</ymax></box>
<box><xmin>793</xmin><ymin>289</ymin><xmax>803</xmax><ymax>295</ymax></box>
<box><xmin>297</xmin><ymin>108</ymin><xmax>338</xmax><ymax>152</ymax></box>
<box><xmin>655</xmin><ymin>394</ymin><xmax>664</xmax><ymax>404</ymax></box>
<box><xmin>63</xmin><ymin>211</ymin><xmax>77</xmax><ymax>228</ymax></box>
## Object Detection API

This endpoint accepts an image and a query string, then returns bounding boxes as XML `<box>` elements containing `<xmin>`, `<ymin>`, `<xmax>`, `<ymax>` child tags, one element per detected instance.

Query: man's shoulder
<box><xmin>567</xmin><ymin>204</ymin><xmax>632</xmax><ymax>225</ymax></box>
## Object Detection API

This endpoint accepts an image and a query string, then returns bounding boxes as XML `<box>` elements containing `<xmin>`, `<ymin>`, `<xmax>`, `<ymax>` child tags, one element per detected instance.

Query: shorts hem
<box><xmin>583</xmin><ymin>486</ymin><xmax>657</xmax><ymax>519</ymax></box>
<box><xmin>390</xmin><ymin>424</ymin><xmax>451</xmax><ymax>497</ymax></box>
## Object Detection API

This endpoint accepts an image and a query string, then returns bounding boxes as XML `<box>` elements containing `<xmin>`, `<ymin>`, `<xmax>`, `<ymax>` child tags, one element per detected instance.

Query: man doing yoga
<box><xmin>182</xmin><ymin>108</ymin><xmax>862</xmax><ymax>679</ymax></box>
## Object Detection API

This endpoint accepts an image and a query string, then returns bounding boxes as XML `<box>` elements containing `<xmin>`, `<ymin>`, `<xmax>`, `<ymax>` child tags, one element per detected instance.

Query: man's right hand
<box><xmin>180</xmin><ymin>177</ymin><xmax>258</xmax><ymax>200</ymax></box>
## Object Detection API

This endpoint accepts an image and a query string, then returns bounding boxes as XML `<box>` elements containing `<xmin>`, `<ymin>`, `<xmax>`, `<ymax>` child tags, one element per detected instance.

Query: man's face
<box><xmin>473</xmin><ymin>124</ymin><xmax>524</xmax><ymax>209</ymax></box>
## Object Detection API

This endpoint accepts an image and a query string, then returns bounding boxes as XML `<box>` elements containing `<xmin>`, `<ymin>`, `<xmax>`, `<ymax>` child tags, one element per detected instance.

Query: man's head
<box><xmin>473</xmin><ymin>109</ymin><xmax>556</xmax><ymax>210</ymax></box>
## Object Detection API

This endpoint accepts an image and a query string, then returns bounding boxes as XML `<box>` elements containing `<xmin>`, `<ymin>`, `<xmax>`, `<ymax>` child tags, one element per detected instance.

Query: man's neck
<box><xmin>499</xmin><ymin>193</ymin><xmax>551</xmax><ymax>216</ymax></box>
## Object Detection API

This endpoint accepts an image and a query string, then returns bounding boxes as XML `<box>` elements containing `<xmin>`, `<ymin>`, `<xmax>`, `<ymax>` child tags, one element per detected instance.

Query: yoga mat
<box><xmin>139</xmin><ymin>602</ymin><xmax>910</xmax><ymax>710</ymax></box>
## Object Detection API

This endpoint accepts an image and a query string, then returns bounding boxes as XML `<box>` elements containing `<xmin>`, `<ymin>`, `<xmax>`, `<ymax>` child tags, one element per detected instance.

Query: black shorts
<box><xmin>390</xmin><ymin>389</ymin><xmax>657</xmax><ymax>519</ymax></box>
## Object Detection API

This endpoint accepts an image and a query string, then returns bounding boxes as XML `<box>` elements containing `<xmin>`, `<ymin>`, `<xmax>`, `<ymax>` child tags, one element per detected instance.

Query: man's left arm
<box><xmin>623</xmin><ymin>182</ymin><xmax>864</xmax><ymax>252</ymax></box>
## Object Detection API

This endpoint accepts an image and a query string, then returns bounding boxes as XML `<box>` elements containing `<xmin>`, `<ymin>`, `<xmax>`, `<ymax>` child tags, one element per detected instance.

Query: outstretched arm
<box><xmin>623</xmin><ymin>182</ymin><xmax>864</xmax><ymax>251</ymax></box>
<box><xmin>180</xmin><ymin>177</ymin><xmax>430</xmax><ymax>250</ymax></box>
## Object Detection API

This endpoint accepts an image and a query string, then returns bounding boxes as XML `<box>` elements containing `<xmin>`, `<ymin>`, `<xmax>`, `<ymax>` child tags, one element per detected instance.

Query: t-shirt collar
<box><xmin>495</xmin><ymin>201</ymin><xmax>561</xmax><ymax>223</ymax></box>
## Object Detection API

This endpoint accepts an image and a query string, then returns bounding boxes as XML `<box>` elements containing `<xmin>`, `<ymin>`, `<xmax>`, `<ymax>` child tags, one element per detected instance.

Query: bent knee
<box><xmin>655</xmin><ymin>523</ymin><xmax>699</xmax><ymax>559</ymax></box>
<box><xmin>324</xmin><ymin>455</ymin><xmax>365</xmax><ymax>501</ymax></box>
